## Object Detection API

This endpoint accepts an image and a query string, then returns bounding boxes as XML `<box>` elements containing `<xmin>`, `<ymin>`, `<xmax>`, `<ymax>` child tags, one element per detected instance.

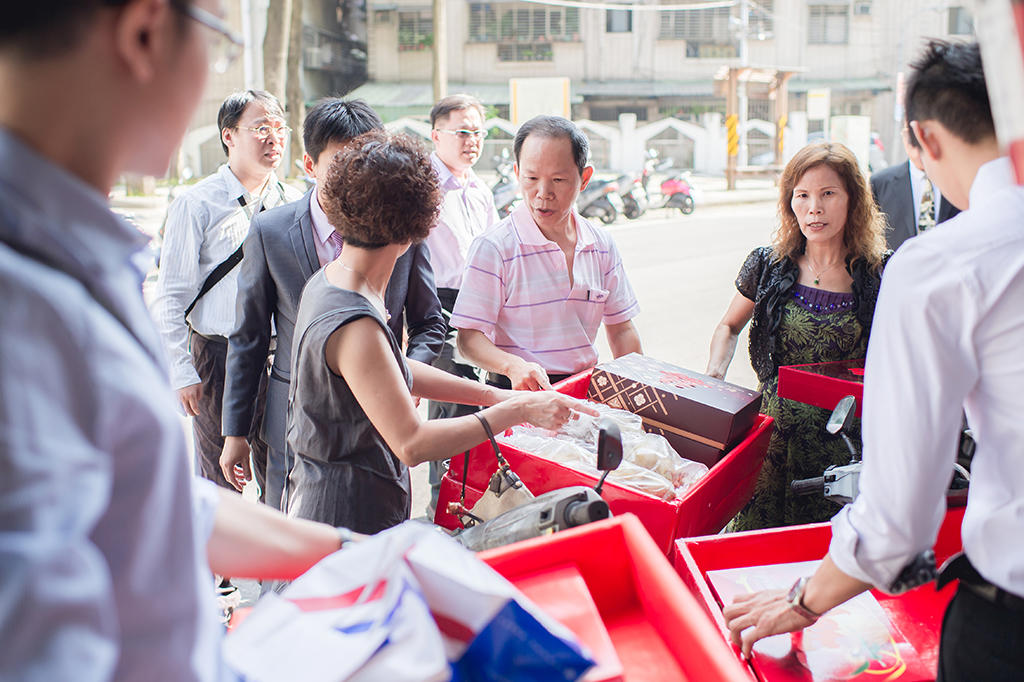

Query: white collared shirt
<box><xmin>830</xmin><ymin>157</ymin><xmax>1024</xmax><ymax>598</ymax></box>
<box><xmin>907</xmin><ymin>160</ymin><xmax>943</xmax><ymax>231</ymax></box>
<box><xmin>150</xmin><ymin>164</ymin><xmax>300</xmax><ymax>389</ymax></box>
<box><xmin>309</xmin><ymin>188</ymin><xmax>341</xmax><ymax>267</ymax></box>
<box><xmin>423</xmin><ymin>152</ymin><xmax>499</xmax><ymax>289</ymax></box>
<box><xmin>451</xmin><ymin>204</ymin><xmax>639</xmax><ymax>375</ymax></box>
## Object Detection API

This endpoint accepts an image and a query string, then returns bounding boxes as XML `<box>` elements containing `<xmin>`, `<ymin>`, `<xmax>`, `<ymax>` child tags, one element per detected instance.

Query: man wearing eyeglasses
<box><xmin>0</xmin><ymin>2</ymin><xmax>363</xmax><ymax>680</ymax></box>
<box><xmin>151</xmin><ymin>90</ymin><xmax>302</xmax><ymax>503</ymax></box>
<box><xmin>423</xmin><ymin>94</ymin><xmax>499</xmax><ymax>516</ymax></box>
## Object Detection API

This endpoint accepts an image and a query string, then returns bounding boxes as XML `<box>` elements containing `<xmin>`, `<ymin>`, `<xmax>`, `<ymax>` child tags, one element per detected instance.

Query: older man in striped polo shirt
<box><xmin>452</xmin><ymin>115</ymin><xmax>643</xmax><ymax>390</ymax></box>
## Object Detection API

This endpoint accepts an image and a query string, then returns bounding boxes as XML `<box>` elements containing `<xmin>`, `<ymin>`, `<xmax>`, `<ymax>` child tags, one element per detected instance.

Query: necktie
<box><xmin>918</xmin><ymin>177</ymin><xmax>936</xmax><ymax>233</ymax></box>
<box><xmin>327</xmin><ymin>230</ymin><xmax>344</xmax><ymax>260</ymax></box>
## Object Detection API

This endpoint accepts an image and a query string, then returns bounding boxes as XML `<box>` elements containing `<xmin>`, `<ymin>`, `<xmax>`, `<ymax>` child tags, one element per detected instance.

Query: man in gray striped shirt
<box><xmin>150</xmin><ymin>90</ymin><xmax>302</xmax><ymax>496</ymax></box>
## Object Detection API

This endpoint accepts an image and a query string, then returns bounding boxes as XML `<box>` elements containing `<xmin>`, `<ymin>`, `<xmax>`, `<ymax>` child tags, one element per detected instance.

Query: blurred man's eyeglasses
<box><xmin>435</xmin><ymin>129</ymin><xmax>489</xmax><ymax>140</ymax></box>
<box><xmin>241</xmin><ymin>125</ymin><xmax>292</xmax><ymax>140</ymax></box>
<box><xmin>172</xmin><ymin>2</ymin><xmax>244</xmax><ymax>74</ymax></box>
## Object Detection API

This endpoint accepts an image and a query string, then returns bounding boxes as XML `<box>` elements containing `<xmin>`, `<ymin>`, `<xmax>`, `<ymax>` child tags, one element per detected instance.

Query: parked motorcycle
<box><xmin>491</xmin><ymin>148</ymin><xmax>520</xmax><ymax>218</ymax></box>
<box><xmin>659</xmin><ymin>172</ymin><xmax>696</xmax><ymax>216</ymax></box>
<box><xmin>577</xmin><ymin>177</ymin><xmax>624</xmax><ymax>225</ymax></box>
<box><xmin>617</xmin><ymin>173</ymin><xmax>648</xmax><ymax>220</ymax></box>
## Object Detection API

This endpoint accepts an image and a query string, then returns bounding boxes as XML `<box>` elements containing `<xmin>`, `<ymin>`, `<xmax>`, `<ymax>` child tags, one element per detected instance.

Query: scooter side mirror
<box><xmin>596</xmin><ymin>418</ymin><xmax>623</xmax><ymax>471</ymax></box>
<box><xmin>826</xmin><ymin>395</ymin><xmax>857</xmax><ymax>436</ymax></box>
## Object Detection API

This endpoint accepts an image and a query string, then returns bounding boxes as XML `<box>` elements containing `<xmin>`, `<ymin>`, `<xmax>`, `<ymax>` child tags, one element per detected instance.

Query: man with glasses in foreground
<box><xmin>1</xmin><ymin>2</ymin><xmax>354</xmax><ymax>679</ymax></box>
<box><xmin>152</xmin><ymin>90</ymin><xmax>302</xmax><ymax>504</ymax></box>
<box><xmin>423</xmin><ymin>93</ymin><xmax>499</xmax><ymax>517</ymax></box>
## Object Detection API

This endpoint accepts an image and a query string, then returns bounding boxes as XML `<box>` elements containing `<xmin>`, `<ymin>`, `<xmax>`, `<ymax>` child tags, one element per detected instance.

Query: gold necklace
<box><xmin>805</xmin><ymin>256</ymin><xmax>843</xmax><ymax>286</ymax></box>
<box><xmin>339</xmin><ymin>263</ymin><xmax>391</xmax><ymax>321</ymax></box>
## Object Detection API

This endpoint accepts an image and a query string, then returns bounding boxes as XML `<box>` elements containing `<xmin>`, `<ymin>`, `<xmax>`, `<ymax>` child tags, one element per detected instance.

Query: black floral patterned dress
<box><xmin>730</xmin><ymin>246</ymin><xmax>888</xmax><ymax>531</ymax></box>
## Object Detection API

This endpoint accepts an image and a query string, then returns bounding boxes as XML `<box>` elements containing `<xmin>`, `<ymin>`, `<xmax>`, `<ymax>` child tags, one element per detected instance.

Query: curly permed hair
<box><xmin>772</xmin><ymin>141</ymin><xmax>887</xmax><ymax>272</ymax></box>
<box><xmin>320</xmin><ymin>131</ymin><xmax>441</xmax><ymax>249</ymax></box>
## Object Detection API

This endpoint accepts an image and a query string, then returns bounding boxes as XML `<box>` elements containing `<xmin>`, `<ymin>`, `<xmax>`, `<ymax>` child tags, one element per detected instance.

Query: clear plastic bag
<box><xmin>499</xmin><ymin>403</ymin><xmax>708</xmax><ymax>501</ymax></box>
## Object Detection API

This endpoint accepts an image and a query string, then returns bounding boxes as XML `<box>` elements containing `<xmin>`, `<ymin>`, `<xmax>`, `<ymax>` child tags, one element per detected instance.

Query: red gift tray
<box><xmin>481</xmin><ymin>513</ymin><xmax>751</xmax><ymax>682</ymax></box>
<box><xmin>434</xmin><ymin>370</ymin><xmax>774</xmax><ymax>554</ymax></box>
<box><xmin>672</xmin><ymin>507</ymin><xmax>966</xmax><ymax>681</ymax></box>
<box><xmin>778</xmin><ymin>359</ymin><xmax>866</xmax><ymax>416</ymax></box>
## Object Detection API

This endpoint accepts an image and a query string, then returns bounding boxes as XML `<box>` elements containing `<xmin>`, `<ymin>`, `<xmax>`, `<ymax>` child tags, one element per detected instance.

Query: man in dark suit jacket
<box><xmin>220</xmin><ymin>99</ymin><xmax>445</xmax><ymax>510</ymax></box>
<box><xmin>870</xmin><ymin>125</ymin><xmax>959</xmax><ymax>251</ymax></box>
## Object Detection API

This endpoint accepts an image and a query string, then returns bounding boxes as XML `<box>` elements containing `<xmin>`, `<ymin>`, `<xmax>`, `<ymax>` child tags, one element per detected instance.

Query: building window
<box><xmin>947</xmin><ymin>6</ymin><xmax>973</xmax><ymax>35</ymax></box>
<box><xmin>398</xmin><ymin>11</ymin><xmax>433</xmax><ymax>51</ymax></box>
<box><xmin>497</xmin><ymin>42</ymin><xmax>554</xmax><ymax>61</ymax></box>
<box><xmin>658</xmin><ymin>1</ymin><xmax>736</xmax><ymax>57</ymax></box>
<box><xmin>748</xmin><ymin>0</ymin><xmax>774</xmax><ymax>36</ymax></box>
<box><xmin>808</xmin><ymin>5</ymin><xmax>848</xmax><ymax>45</ymax></box>
<box><xmin>606</xmin><ymin>9</ymin><xmax>632</xmax><ymax>33</ymax></box>
<box><xmin>470</xmin><ymin>3</ymin><xmax>579</xmax><ymax>43</ymax></box>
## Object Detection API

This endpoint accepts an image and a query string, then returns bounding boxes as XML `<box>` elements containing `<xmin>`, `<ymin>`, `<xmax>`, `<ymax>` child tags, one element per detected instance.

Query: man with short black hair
<box><xmin>453</xmin><ymin>115</ymin><xmax>643</xmax><ymax>390</ymax></box>
<box><xmin>723</xmin><ymin>41</ymin><xmax>1024</xmax><ymax>681</ymax></box>
<box><xmin>870</xmin><ymin>122</ymin><xmax>959</xmax><ymax>251</ymax></box>
<box><xmin>0</xmin><ymin>3</ymin><xmax>357</xmax><ymax>679</ymax></box>
<box><xmin>221</xmin><ymin>97</ymin><xmax>445</xmax><ymax>510</ymax></box>
<box><xmin>151</xmin><ymin>89</ymin><xmax>302</xmax><ymax>496</ymax></box>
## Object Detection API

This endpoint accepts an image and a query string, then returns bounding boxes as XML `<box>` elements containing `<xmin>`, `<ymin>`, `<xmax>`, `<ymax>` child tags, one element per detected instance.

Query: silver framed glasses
<box><xmin>241</xmin><ymin>124</ymin><xmax>293</xmax><ymax>140</ymax></box>
<box><xmin>173</xmin><ymin>2</ymin><xmax>244</xmax><ymax>74</ymax></box>
<box><xmin>435</xmin><ymin>128</ymin><xmax>489</xmax><ymax>140</ymax></box>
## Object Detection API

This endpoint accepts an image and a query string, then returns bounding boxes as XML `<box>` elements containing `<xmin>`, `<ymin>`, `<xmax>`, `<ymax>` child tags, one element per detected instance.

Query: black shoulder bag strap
<box><xmin>183</xmin><ymin>195</ymin><xmax>252</xmax><ymax>319</ymax></box>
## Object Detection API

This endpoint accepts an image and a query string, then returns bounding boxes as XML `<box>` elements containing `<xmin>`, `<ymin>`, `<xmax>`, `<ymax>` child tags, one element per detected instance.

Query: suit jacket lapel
<box><xmin>289</xmin><ymin>190</ymin><xmax>319</xmax><ymax>279</ymax></box>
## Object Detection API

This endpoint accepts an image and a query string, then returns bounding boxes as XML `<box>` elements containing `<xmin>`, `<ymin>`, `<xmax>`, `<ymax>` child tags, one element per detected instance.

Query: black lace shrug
<box><xmin>735</xmin><ymin>246</ymin><xmax>890</xmax><ymax>385</ymax></box>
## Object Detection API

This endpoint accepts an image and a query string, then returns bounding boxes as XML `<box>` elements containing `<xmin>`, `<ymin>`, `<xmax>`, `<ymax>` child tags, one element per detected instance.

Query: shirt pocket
<box><xmin>585</xmin><ymin>287</ymin><xmax>609</xmax><ymax>304</ymax></box>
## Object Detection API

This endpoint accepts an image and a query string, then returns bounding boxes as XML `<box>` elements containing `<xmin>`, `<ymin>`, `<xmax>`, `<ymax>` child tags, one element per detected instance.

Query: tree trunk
<box><xmin>263</xmin><ymin>0</ymin><xmax>293</xmax><ymax>101</ymax></box>
<box><xmin>286</xmin><ymin>0</ymin><xmax>306</xmax><ymax>177</ymax></box>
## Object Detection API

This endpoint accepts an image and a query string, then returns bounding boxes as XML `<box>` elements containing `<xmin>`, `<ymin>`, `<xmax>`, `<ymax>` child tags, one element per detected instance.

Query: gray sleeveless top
<box><xmin>285</xmin><ymin>270</ymin><xmax>413</xmax><ymax>533</ymax></box>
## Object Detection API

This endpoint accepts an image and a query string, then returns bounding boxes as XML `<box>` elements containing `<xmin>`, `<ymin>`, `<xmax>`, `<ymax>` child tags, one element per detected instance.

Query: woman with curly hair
<box><xmin>706</xmin><ymin>141</ymin><xmax>890</xmax><ymax>530</ymax></box>
<box><xmin>285</xmin><ymin>131</ymin><xmax>594</xmax><ymax>533</ymax></box>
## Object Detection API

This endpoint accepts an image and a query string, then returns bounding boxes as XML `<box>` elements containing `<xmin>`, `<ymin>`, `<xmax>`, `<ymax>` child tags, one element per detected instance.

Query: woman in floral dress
<box><xmin>706</xmin><ymin>142</ymin><xmax>890</xmax><ymax>530</ymax></box>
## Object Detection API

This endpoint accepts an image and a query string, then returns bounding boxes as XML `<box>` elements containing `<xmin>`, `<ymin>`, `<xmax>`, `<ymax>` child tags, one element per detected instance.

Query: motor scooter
<box><xmin>451</xmin><ymin>419</ymin><xmax>624</xmax><ymax>552</ymax></box>
<box><xmin>577</xmin><ymin>177</ymin><xmax>624</xmax><ymax>225</ymax></box>
<box><xmin>790</xmin><ymin>395</ymin><xmax>971</xmax><ymax>507</ymax></box>
<box><xmin>658</xmin><ymin>172</ymin><xmax>696</xmax><ymax>216</ymax></box>
<box><xmin>617</xmin><ymin>173</ymin><xmax>649</xmax><ymax>220</ymax></box>
<box><xmin>490</xmin><ymin>148</ymin><xmax>520</xmax><ymax>218</ymax></box>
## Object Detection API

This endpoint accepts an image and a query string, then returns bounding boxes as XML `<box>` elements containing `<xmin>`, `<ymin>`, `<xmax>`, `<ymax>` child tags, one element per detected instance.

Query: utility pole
<box><xmin>432</xmin><ymin>0</ymin><xmax>447</xmax><ymax>103</ymax></box>
<box><xmin>737</xmin><ymin>0</ymin><xmax>749</xmax><ymax>168</ymax></box>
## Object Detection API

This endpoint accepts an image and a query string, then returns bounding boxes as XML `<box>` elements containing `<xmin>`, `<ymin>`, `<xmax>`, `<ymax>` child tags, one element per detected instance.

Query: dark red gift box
<box><xmin>586</xmin><ymin>353</ymin><xmax>762</xmax><ymax>467</ymax></box>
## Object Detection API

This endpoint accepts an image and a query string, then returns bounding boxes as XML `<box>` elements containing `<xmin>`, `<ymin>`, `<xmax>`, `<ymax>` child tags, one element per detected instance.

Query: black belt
<box><xmin>189</xmin><ymin>327</ymin><xmax>228</xmax><ymax>345</ymax></box>
<box><xmin>937</xmin><ymin>553</ymin><xmax>1024</xmax><ymax>612</ymax></box>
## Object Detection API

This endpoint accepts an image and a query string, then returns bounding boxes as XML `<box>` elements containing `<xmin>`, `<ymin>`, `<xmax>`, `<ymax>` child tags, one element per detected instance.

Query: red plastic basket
<box><xmin>434</xmin><ymin>369</ymin><xmax>774</xmax><ymax>554</ymax></box>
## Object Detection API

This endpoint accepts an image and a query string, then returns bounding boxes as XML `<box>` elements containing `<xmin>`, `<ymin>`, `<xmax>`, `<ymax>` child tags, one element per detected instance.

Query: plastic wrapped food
<box><xmin>498</xmin><ymin>403</ymin><xmax>708</xmax><ymax>501</ymax></box>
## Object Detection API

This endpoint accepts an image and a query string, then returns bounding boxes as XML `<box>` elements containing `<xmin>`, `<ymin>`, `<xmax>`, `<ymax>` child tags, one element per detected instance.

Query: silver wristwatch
<box><xmin>787</xmin><ymin>577</ymin><xmax>823</xmax><ymax>623</ymax></box>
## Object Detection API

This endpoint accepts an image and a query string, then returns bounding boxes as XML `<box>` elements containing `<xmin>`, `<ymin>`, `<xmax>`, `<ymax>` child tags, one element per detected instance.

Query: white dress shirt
<box><xmin>830</xmin><ymin>157</ymin><xmax>1024</xmax><ymax>598</ymax></box>
<box><xmin>0</xmin><ymin>129</ymin><xmax>229</xmax><ymax>681</ymax></box>
<box><xmin>150</xmin><ymin>164</ymin><xmax>300</xmax><ymax>389</ymax></box>
<box><xmin>907</xmin><ymin>160</ymin><xmax>943</xmax><ymax>231</ymax></box>
<box><xmin>309</xmin><ymin>187</ymin><xmax>342</xmax><ymax>267</ymax></box>
<box><xmin>423</xmin><ymin>152</ymin><xmax>499</xmax><ymax>290</ymax></box>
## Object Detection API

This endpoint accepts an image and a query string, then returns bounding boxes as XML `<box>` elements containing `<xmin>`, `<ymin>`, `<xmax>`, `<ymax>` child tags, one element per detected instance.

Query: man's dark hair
<box><xmin>2</xmin><ymin>1</ymin><xmax>191</xmax><ymax>59</ymax></box>
<box><xmin>513</xmin><ymin>116</ymin><xmax>590</xmax><ymax>176</ymax></box>
<box><xmin>905</xmin><ymin>40</ymin><xmax>994</xmax><ymax>149</ymax></box>
<box><xmin>321</xmin><ymin>131</ymin><xmax>440</xmax><ymax>249</ymax></box>
<box><xmin>217</xmin><ymin>90</ymin><xmax>285</xmax><ymax>156</ymax></box>
<box><xmin>430</xmin><ymin>94</ymin><xmax>485</xmax><ymax>128</ymax></box>
<box><xmin>303</xmin><ymin>98</ymin><xmax>383</xmax><ymax>163</ymax></box>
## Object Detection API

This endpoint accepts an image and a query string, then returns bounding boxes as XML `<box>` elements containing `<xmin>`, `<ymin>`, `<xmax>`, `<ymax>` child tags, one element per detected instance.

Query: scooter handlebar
<box><xmin>791</xmin><ymin>476</ymin><xmax>826</xmax><ymax>496</ymax></box>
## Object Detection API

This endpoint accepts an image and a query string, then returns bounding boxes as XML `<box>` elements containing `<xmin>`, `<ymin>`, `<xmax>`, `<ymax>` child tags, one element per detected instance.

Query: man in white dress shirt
<box><xmin>423</xmin><ymin>94</ymin><xmax>499</xmax><ymax>514</ymax></box>
<box><xmin>724</xmin><ymin>40</ymin><xmax>1024</xmax><ymax>681</ymax></box>
<box><xmin>151</xmin><ymin>89</ymin><xmax>302</xmax><ymax>495</ymax></box>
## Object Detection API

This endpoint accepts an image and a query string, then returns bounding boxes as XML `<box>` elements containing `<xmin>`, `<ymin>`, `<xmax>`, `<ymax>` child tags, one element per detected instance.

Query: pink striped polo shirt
<box><xmin>451</xmin><ymin>203</ymin><xmax>639</xmax><ymax>375</ymax></box>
